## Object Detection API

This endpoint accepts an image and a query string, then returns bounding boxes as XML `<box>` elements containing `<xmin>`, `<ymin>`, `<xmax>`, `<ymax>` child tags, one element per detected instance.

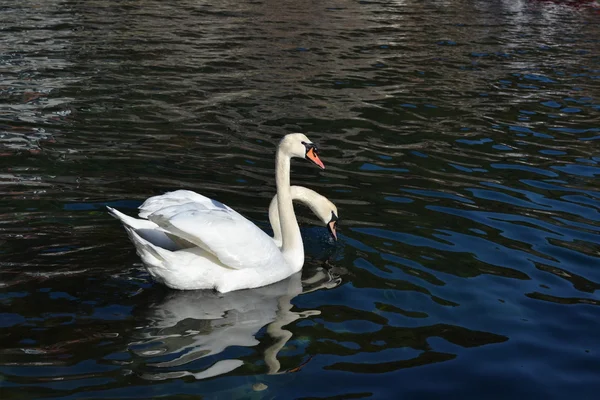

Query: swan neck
<box><xmin>270</xmin><ymin>187</ymin><xmax>318</xmax><ymax>245</ymax></box>
<box><xmin>268</xmin><ymin>195</ymin><xmax>282</xmax><ymax>244</ymax></box>
<box><xmin>275</xmin><ymin>150</ymin><xmax>303</xmax><ymax>268</ymax></box>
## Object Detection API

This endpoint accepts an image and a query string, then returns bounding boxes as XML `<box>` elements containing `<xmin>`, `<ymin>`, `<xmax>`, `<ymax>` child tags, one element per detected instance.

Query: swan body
<box><xmin>109</xmin><ymin>133</ymin><xmax>330</xmax><ymax>293</ymax></box>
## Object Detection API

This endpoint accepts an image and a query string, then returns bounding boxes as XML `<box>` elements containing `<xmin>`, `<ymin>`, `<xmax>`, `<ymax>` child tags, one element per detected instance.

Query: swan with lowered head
<box><xmin>108</xmin><ymin>133</ymin><xmax>333</xmax><ymax>293</ymax></box>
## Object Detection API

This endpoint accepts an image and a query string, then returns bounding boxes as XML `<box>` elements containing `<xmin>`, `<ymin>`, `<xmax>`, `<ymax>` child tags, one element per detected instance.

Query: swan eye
<box><xmin>303</xmin><ymin>141</ymin><xmax>316</xmax><ymax>153</ymax></box>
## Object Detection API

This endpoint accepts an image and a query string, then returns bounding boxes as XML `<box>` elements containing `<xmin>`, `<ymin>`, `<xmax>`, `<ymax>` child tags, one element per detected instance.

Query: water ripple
<box><xmin>1</xmin><ymin>0</ymin><xmax>600</xmax><ymax>398</ymax></box>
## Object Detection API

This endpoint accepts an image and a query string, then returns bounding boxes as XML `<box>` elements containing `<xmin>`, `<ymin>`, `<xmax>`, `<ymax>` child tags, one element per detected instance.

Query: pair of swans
<box><xmin>109</xmin><ymin>133</ymin><xmax>338</xmax><ymax>293</ymax></box>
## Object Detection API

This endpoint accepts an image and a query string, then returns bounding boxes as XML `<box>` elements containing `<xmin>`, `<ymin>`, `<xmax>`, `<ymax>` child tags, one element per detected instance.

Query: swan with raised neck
<box><xmin>107</xmin><ymin>133</ymin><xmax>329</xmax><ymax>292</ymax></box>
<box><xmin>274</xmin><ymin>133</ymin><xmax>324</xmax><ymax>271</ymax></box>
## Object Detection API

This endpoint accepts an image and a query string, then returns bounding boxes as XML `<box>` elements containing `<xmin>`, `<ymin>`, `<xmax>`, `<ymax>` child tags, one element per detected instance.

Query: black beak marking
<box><xmin>329</xmin><ymin>211</ymin><xmax>339</xmax><ymax>223</ymax></box>
<box><xmin>302</xmin><ymin>141</ymin><xmax>319</xmax><ymax>155</ymax></box>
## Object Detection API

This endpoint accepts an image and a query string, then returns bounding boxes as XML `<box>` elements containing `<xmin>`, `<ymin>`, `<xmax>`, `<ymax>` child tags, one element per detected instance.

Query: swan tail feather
<box><xmin>107</xmin><ymin>206</ymin><xmax>160</xmax><ymax>231</ymax></box>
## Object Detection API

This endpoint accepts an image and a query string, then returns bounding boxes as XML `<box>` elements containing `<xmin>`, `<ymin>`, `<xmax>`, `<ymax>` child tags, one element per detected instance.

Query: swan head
<box><xmin>311</xmin><ymin>196</ymin><xmax>339</xmax><ymax>241</ymax></box>
<box><xmin>279</xmin><ymin>133</ymin><xmax>325</xmax><ymax>169</ymax></box>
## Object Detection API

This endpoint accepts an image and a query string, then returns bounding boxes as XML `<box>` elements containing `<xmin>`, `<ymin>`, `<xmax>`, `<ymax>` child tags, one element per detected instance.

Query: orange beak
<box><xmin>306</xmin><ymin>147</ymin><xmax>325</xmax><ymax>169</ymax></box>
<box><xmin>328</xmin><ymin>220</ymin><xmax>338</xmax><ymax>241</ymax></box>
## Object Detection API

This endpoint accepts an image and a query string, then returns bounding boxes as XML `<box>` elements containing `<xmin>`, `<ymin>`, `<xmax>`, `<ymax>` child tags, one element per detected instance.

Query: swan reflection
<box><xmin>130</xmin><ymin>267</ymin><xmax>341</xmax><ymax>380</ymax></box>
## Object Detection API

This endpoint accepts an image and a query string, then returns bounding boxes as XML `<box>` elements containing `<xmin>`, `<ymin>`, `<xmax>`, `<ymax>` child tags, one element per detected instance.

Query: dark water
<box><xmin>2</xmin><ymin>0</ymin><xmax>600</xmax><ymax>398</ymax></box>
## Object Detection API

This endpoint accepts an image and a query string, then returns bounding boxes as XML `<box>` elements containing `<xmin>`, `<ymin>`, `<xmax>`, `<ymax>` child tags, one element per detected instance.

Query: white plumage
<box><xmin>109</xmin><ymin>133</ymin><xmax>334</xmax><ymax>293</ymax></box>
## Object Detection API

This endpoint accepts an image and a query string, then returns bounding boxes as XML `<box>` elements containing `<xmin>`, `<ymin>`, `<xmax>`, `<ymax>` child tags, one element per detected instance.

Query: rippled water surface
<box><xmin>2</xmin><ymin>0</ymin><xmax>600</xmax><ymax>398</ymax></box>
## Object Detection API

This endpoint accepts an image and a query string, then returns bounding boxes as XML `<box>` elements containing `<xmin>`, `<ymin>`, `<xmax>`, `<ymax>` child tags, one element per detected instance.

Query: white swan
<box><xmin>108</xmin><ymin>133</ymin><xmax>332</xmax><ymax>293</ymax></box>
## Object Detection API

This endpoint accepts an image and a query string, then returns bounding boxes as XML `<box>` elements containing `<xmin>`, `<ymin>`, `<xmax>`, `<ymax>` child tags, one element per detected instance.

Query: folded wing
<box><xmin>143</xmin><ymin>191</ymin><xmax>285</xmax><ymax>270</ymax></box>
<box><xmin>139</xmin><ymin>190</ymin><xmax>233</xmax><ymax>218</ymax></box>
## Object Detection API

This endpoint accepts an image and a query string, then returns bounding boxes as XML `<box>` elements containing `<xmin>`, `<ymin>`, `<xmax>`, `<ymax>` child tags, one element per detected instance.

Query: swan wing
<box><xmin>146</xmin><ymin>200</ymin><xmax>285</xmax><ymax>270</ymax></box>
<box><xmin>138</xmin><ymin>190</ymin><xmax>233</xmax><ymax>219</ymax></box>
<box><xmin>107</xmin><ymin>206</ymin><xmax>180</xmax><ymax>251</ymax></box>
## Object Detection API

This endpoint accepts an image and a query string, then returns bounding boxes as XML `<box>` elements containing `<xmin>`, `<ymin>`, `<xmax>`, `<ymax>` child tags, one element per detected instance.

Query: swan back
<box><xmin>146</xmin><ymin>200</ymin><xmax>287</xmax><ymax>272</ymax></box>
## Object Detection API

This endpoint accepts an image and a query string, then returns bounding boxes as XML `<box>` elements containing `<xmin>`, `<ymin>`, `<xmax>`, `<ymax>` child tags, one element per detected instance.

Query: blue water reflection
<box><xmin>1</xmin><ymin>0</ymin><xmax>600</xmax><ymax>398</ymax></box>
